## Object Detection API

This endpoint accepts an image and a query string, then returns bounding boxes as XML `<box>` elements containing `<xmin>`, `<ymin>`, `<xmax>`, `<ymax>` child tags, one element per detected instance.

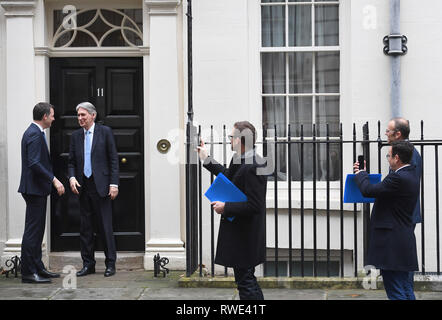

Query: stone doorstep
<box><xmin>48</xmin><ymin>252</ymin><xmax>144</xmax><ymax>271</ymax></box>
<box><xmin>178</xmin><ymin>275</ymin><xmax>442</xmax><ymax>292</ymax></box>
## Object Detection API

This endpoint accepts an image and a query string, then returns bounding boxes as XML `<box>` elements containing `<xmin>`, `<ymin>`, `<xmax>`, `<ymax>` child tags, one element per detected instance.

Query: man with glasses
<box><xmin>197</xmin><ymin>121</ymin><xmax>267</xmax><ymax>300</ymax></box>
<box><xmin>354</xmin><ymin>141</ymin><xmax>419</xmax><ymax>300</ymax></box>
<box><xmin>385</xmin><ymin>118</ymin><xmax>422</xmax><ymax>297</ymax></box>
<box><xmin>385</xmin><ymin>118</ymin><xmax>422</xmax><ymax>225</ymax></box>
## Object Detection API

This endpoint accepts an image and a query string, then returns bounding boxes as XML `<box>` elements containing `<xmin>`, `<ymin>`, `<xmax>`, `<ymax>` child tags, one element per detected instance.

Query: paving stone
<box><xmin>262</xmin><ymin>289</ymin><xmax>327</xmax><ymax>300</ymax></box>
<box><xmin>326</xmin><ymin>289</ymin><xmax>388</xmax><ymax>300</ymax></box>
<box><xmin>0</xmin><ymin>277</ymin><xmax>28</xmax><ymax>288</ymax></box>
<box><xmin>51</xmin><ymin>287</ymin><xmax>145</xmax><ymax>300</ymax></box>
<box><xmin>140</xmin><ymin>288</ymin><xmax>236</xmax><ymax>300</ymax></box>
<box><xmin>416</xmin><ymin>292</ymin><xmax>442</xmax><ymax>300</ymax></box>
<box><xmin>72</xmin><ymin>274</ymin><xmax>148</xmax><ymax>289</ymax></box>
<box><xmin>0</xmin><ymin>287</ymin><xmax>61</xmax><ymax>300</ymax></box>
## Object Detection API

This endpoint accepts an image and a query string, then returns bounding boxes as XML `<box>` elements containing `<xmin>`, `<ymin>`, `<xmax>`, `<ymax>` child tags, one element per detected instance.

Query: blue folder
<box><xmin>204</xmin><ymin>173</ymin><xmax>247</xmax><ymax>222</ymax></box>
<box><xmin>344</xmin><ymin>173</ymin><xmax>382</xmax><ymax>203</ymax></box>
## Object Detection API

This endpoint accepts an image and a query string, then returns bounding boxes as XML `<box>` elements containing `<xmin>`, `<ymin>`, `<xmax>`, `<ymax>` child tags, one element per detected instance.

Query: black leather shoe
<box><xmin>76</xmin><ymin>265</ymin><xmax>96</xmax><ymax>277</ymax></box>
<box><xmin>104</xmin><ymin>267</ymin><xmax>116</xmax><ymax>277</ymax></box>
<box><xmin>22</xmin><ymin>273</ymin><xmax>51</xmax><ymax>284</ymax></box>
<box><xmin>38</xmin><ymin>269</ymin><xmax>60</xmax><ymax>278</ymax></box>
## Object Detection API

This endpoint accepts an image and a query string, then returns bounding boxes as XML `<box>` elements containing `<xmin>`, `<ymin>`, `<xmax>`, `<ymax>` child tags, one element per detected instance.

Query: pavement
<box><xmin>1</xmin><ymin>270</ymin><xmax>442</xmax><ymax>300</ymax></box>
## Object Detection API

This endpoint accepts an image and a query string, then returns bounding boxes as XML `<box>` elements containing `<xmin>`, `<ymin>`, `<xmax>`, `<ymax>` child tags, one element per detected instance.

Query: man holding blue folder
<box><xmin>353</xmin><ymin>141</ymin><xmax>419</xmax><ymax>300</ymax></box>
<box><xmin>197</xmin><ymin>121</ymin><xmax>267</xmax><ymax>300</ymax></box>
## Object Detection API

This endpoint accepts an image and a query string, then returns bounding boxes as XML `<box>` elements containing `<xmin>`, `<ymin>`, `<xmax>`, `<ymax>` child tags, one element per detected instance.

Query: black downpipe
<box><xmin>185</xmin><ymin>0</ymin><xmax>197</xmax><ymax>277</ymax></box>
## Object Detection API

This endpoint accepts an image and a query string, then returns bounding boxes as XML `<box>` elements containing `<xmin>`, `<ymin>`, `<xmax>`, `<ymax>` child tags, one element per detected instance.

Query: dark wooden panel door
<box><xmin>50</xmin><ymin>57</ymin><xmax>144</xmax><ymax>251</ymax></box>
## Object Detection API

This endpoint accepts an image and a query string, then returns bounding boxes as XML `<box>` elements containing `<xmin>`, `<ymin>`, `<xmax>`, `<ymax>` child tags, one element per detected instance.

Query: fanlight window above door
<box><xmin>53</xmin><ymin>8</ymin><xmax>143</xmax><ymax>48</ymax></box>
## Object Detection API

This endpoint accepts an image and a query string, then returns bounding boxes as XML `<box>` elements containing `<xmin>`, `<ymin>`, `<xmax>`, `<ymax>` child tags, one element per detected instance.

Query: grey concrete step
<box><xmin>48</xmin><ymin>252</ymin><xmax>144</xmax><ymax>271</ymax></box>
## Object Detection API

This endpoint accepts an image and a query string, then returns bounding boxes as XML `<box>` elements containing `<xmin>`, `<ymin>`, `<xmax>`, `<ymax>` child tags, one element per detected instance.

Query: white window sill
<box><xmin>266</xmin><ymin>187</ymin><xmax>362</xmax><ymax>212</ymax></box>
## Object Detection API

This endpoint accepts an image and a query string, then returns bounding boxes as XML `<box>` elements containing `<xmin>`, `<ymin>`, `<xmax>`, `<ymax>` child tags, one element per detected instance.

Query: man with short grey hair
<box><xmin>68</xmin><ymin>102</ymin><xmax>119</xmax><ymax>277</ymax></box>
<box><xmin>385</xmin><ymin>117</ymin><xmax>422</xmax><ymax>299</ymax></box>
<box><xmin>385</xmin><ymin>117</ymin><xmax>421</xmax><ymax>223</ymax></box>
<box><xmin>76</xmin><ymin>101</ymin><xmax>96</xmax><ymax>115</ymax></box>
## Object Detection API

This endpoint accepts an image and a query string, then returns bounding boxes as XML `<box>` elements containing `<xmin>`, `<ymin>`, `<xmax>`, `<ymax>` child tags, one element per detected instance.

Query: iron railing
<box><xmin>185</xmin><ymin>121</ymin><xmax>442</xmax><ymax>278</ymax></box>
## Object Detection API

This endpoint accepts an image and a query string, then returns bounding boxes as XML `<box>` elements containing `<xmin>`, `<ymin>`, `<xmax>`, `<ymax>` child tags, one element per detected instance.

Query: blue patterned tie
<box><xmin>84</xmin><ymin>130</ymin><xmax>92</xmax><ymax>178</ymax></box>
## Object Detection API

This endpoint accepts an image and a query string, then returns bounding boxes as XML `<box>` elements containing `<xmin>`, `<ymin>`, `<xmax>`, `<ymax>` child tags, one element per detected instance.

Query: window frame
<box><xmin>260</xmin><ymin>0</ymin><xmax>342</xmax><ymax>190</ymax></box>
<box><xmin>44</xmin><ymin>1</ymin><xmax>147</xmax><ymax>57</ymax></box>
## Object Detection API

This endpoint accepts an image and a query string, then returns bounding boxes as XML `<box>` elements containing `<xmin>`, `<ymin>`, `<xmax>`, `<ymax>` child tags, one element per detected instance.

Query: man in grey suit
<box><xmin>68</xmin><ymin>102</ymin><xmax>119</xmax><ymax>278</ymax></box>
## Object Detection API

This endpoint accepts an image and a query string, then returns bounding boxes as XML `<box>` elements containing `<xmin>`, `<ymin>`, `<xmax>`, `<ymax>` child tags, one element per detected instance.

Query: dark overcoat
<box><xmin>355</xmin><ymin>166</ymin><xmax>419</xmax><ymax>271</ymax></box>
<box><xmin>410</xmin><ymin>148</ymin><xmax>422</xmax><ymax>224</ymax></box>
<box><xmin>203</xmin><ymin>150</ymin><xmax>267</xmax><ymax>268</ymax></box>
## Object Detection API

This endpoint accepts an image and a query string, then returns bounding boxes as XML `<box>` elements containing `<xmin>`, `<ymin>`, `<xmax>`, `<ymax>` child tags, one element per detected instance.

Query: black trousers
<box><xmin>233</xmin><ymin>267</ymin><xmax>264</xmax><ymax>300</ymax></box>
<box><xmin>21</xmin><ymin>194</ymin><xmax>47</xmax><ymax>276</ymax></box>
<box><xmin>79</xmin><ymin>175</ymin><xmax>116</xmax><ymax>268</ymax></box>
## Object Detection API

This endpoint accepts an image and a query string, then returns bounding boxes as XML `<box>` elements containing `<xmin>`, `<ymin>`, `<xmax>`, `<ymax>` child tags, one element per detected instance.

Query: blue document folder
<box><xmin>204</xmin><ymin>173</ymin><xmax>247</xmax><ymax>222</ymax></box>
<box><xmin>344</xmin><ymin>173</ymin><xmax>382</xmax><ymax>203</ymax></box>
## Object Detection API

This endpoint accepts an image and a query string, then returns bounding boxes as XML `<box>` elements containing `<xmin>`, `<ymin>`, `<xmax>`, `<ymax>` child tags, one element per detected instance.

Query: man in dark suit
<box><xmin>354</xmin><ymin>140</ymin><xmax>419</xmax><ymax>300</ymax></box>
<box><xmin>385</xmin><ymin>117</ymin><xmax>422</xmax><ymax>295</ymax></box>
<box><xmin>385</xmin><ymin>117</ymin><xmax>422</xmax><ymax>224</ymax></box>
<box><xmin>19</xmin><ymin>102</ymin><xmax>65</xmax><ymax>283</ymax></box>
<box><xmin>68</xmin><ymin>102</ymin><xmax>119</xmax><ymax>277</ymax></box>
<box><xmin>197</xmin><ymin>121</ymin><xmax>267</xmax><ymax>300</ymax></box>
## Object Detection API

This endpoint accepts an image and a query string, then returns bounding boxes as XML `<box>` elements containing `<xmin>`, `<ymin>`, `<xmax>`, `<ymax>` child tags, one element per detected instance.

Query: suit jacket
<box><xmin>203</xmin><ymin>149</ymin><xmax>267</xmax><ymax>269</ymax></box>
<box><xmin>389</xmin><ymin>148</ymin><xmax>422</xmax><ymax>224</ymax></box>
<box><xmin>411</xmin><ymin>148</ymin><xmax>422</xmax><ymax>224</ymax></box>
<box><xmin>18</xmin><ymin>123</ymin><xmax>54</xmax><ymax>196</ymax></box>
<box><xmin>388</xmin><ymin>147</ymin><xmax>422</xmax><ymax>224</ymax></box>
<box><xmin>355</xmin><ymin>166</ymin><xmax>419</xmax><ymax>271</ymax></box>
<box><xmin>68</xmin><ymin>123</ymin><xmax>119</xmax><ymax>198</ymax></box>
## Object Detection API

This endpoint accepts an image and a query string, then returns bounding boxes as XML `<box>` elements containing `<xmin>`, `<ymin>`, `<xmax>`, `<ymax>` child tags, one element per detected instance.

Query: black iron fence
<box><xmin>185</xmin><ymin>121</ymin><xmax>442</xmax><ymax>278</ymax></box>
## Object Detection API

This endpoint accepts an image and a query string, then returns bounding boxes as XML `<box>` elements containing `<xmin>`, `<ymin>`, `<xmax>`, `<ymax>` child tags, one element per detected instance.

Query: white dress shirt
<box><xmin>395</xmin><ymin>164</ymin><xmax>411</xmax><ymax>173</ymax></box>
<box><xmin>33</xmin><ymin>122</ymin><xmax>44</xmax><ymax>132</ymax></box>
<box><xmin>33</xmin><ymin>121</ymin><xmax>48</xmax><ymax>148</ymax></box>
<box><xmin>33</xmin><ymin>122</ymin><xmax>54</xmax><ymax>182</ymax></box>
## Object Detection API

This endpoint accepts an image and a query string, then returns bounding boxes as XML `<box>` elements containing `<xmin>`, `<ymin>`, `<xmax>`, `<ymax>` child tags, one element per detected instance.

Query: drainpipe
<box><xmin>383</xmin><ymin>0</ymin><xmax>407</xmax><ymax>118</ymax></box>
<box><xmin>185</xmin><ymin>0</ymin><xmax>192</xmax><ymax>276</ymax></box>
<box><xmin>186</xmin><ymin>0</ymin><xmax>193</xmax><ymax>125</ymax></box>
<box><xmin>185</xmin><ymin>0</ymin><xmax>198</xmax><ymax>277</ymax></box>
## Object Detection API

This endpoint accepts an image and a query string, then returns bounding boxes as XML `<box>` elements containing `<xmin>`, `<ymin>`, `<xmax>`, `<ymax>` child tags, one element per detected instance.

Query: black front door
<box><xmin>50</xmin><ymin>57</ymin><xmax>144</xmax><ymax>251</ymax></box>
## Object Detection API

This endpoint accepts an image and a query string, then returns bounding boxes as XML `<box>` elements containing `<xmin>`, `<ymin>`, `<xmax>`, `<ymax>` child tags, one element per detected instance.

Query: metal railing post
<box><xmin>362</xmin><ymin>122</ymin><xmax>371</xmax><ymax>268</ymax></box>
